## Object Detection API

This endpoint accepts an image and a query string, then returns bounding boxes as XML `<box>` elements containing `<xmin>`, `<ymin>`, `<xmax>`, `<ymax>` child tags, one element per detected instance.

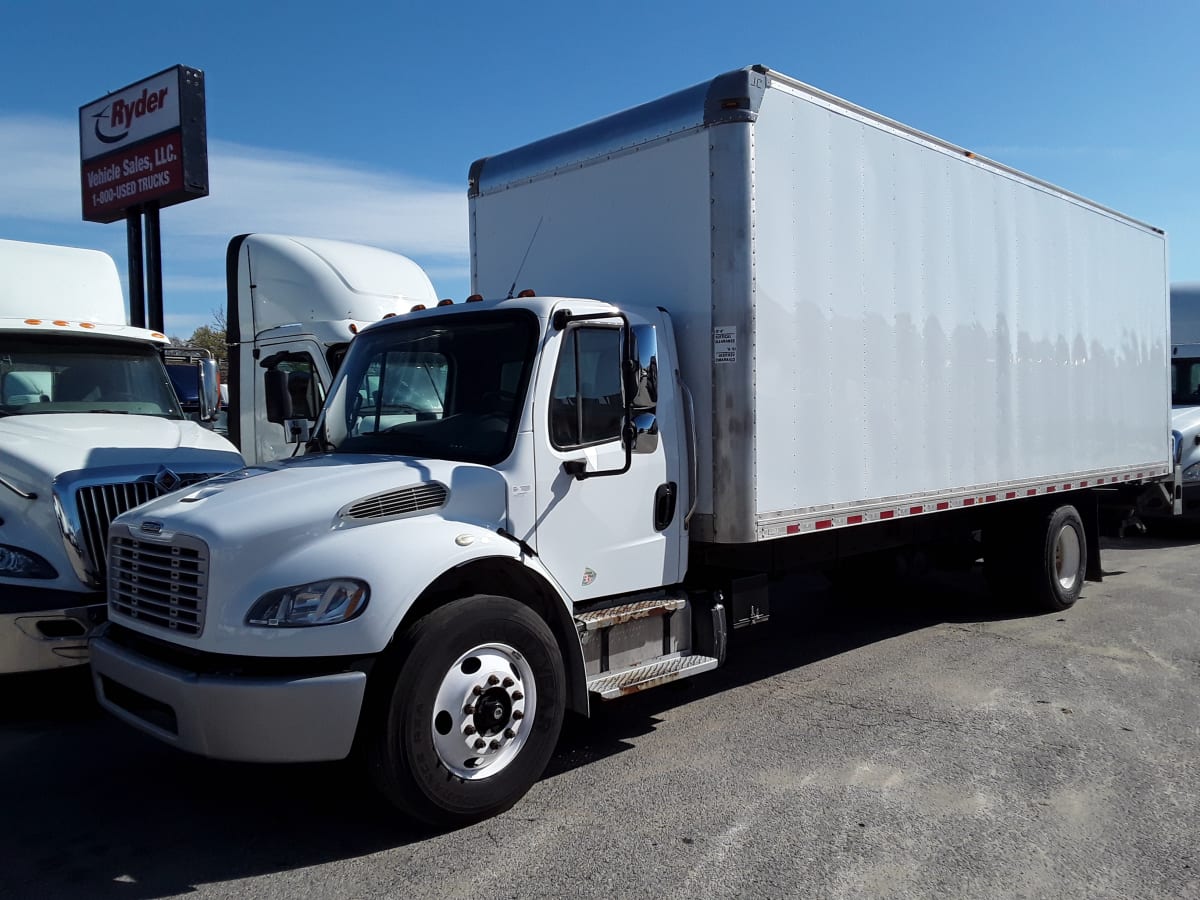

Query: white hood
<box><xmin>0</xmin><ymin>413</ymin><xmax>242</xmax><ymax>491</ymax></box>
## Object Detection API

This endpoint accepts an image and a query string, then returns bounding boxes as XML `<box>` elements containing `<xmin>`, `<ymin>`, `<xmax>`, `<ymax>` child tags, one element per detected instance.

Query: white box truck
<box><xmin>0</xmin><ymin>238</ymin><xmax>244</xmax><ymax>673</ymax></box>
<box><xmin>90</xmin><ymin>66</ymin><xmax>1170</xmax><ymax>826</ymax></box>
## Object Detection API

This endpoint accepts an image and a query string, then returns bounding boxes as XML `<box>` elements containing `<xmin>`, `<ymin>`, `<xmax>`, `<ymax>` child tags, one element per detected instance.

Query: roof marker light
<box><xmin>465</xmin><ymin>294</ymin><xmax>484</xmax><ymax>302</ymax></box>
<box><xmin>53</xmin><ymin>320</ymin><xmax>69</xmax><ymax>326</ymax></box>
<box><xmin>382</xmin><ymin>313</ymin><xmax>397</xmax><ymax>319</ymax></box>
<box><xmin>349</xmin><ymin>323</ymin><xmax>359</xmax><ymax>334</ymax></box>
<box><xmin>438</xmin><ymin>299</ymin><xmax>454</xmax><ymax>307</ymax></box>
<box><xmin>151</xmin><ymin>332</ymin><xmax>166</xmax><ymax>339</ymax></box>
<box><xmin>24</xmin><ymin>319</ymin><xmax>41</xmax><ymax>325</ymax></box>
<box><xmin>517</xmin><ymin>289</ymin><xmax>536</xmax><ymax>298</ymax></box>
<box><xmin>80</xmin><ymin>322</ymin><xmax>95</xmax><ymax>329</ymax></box>
<box><xmin>410</xmin><ymin>304</ymin><xmax>427</xmax><ymax>312</ymax></box>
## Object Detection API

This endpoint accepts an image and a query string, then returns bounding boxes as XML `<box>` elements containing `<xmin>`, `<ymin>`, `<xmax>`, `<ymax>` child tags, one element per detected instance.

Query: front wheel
<box><xmin>366</xmin><ymin>594</ymin><xmax>566</xmax><ymax>827</ymax></box>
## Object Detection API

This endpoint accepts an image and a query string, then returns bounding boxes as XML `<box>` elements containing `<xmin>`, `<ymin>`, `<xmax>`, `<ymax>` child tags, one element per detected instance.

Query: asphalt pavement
<box><xmin>2</xmin><ymin>530</ymin><xmax>1198</xmax><ymax>899</ymax></box>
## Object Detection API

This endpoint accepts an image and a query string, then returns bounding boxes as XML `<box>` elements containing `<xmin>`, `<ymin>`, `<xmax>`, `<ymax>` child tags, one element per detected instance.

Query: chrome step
<box><xmin>574</xmin><ymin>596</ymin><xmax>685</xmax><ymax>632</ymax></box>
<box><xmin>586</xmin><ymin>654</ymin><xmax>718</xmax><ymax>700</ymax></box>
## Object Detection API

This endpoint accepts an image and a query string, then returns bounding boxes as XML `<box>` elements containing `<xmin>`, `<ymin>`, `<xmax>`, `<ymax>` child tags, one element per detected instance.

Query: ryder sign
<box><xmin>79</xmin><ymin>66</ymin><xmax>209</xmax><ymax>223</ymax></box>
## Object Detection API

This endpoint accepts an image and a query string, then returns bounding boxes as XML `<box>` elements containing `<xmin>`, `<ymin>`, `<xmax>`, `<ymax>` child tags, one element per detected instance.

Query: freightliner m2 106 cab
<box><xmin>0</xmin><ymin>238</ymin><xmax>243</xmax><ymax>673</ymax></box>
<box><xmin>91</xmin><ymin>67</ymin><xmax>1170</xmax><ymax>825</ymax></box>
<box><xmin>1169</xmin><ymin>282</ymin><xmax>1200</xmax><ymax>516</ymax></box>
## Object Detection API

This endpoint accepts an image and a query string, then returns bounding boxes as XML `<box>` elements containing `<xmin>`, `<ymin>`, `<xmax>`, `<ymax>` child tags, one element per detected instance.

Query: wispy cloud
<box><xmin>0</xmin><ymin>114</ymin><xmax>470</xmax><ymax>335</ymax></box>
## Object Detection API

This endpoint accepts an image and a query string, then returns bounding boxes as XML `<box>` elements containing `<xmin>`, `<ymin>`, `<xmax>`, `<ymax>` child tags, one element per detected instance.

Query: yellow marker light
<box><xmin>80</xmin><ymin>322</ymin><xmax>95</xmax><ymax>329</ymax></box>
<box><xmin>24</xmin><ymin>319</ymin><xmax>41</xmax><ymax>325</ymax></box>
<box><xmin>53</xmin><ymin>320</ymin><xmax>69</xmax><ymax>326</ymax></box>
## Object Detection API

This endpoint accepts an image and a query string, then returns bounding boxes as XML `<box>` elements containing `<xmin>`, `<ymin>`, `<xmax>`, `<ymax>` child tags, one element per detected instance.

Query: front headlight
<box><xmin>246</xmin><ymin>578</ymin><xmax>369</xmax><ymax>627</ymax></box>
<box><xmin>0</xmin><ymin>545</ymin><xmax>57</xmax><ymax>579</ymax></box>
<box><xmin>1184</xmin><ymin>462</ymin><xmax>1200</xmax><ymax>483</ymax></box>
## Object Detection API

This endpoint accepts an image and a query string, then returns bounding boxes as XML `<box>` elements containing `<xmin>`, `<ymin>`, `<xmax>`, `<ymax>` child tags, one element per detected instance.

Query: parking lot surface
<box><xmin>2</xmin><ymin>532</ymin><xmax>1198</xmax><ymax>899</ymax></box>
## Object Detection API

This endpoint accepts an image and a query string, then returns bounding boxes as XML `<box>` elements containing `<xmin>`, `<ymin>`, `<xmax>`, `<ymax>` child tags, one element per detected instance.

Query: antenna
<box><xmin>506</xmin><ymin>217</ymin><xmax>544</xmax><ymax>300</ymax></box>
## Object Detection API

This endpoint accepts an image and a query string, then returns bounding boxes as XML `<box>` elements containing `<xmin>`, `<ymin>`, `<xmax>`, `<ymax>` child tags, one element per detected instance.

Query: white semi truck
<box><xmin>0</xmin><ymin>238</ymin><xmax>243</xmax><ymax>673</ymax></box>
<box><xmin>91</xmin><ymin>66</ymin><xmax>1170</xmax><ymax>826</ymax></box>
<box><xmin>223</xmin><ymin>234</ymin><xmax>438</xmax><ymax>465</ymax></box>
<box><xmin>1168</xmin><ymin>282</ymin><xmax>1200</xmax><ymax>516</ymax></box>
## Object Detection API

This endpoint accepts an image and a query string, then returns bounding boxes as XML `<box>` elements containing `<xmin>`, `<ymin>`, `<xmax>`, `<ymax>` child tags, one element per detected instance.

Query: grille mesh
<box><xmin>108</xmin><ymin>530</ymin><xmax>208</xmax><ymax>636</ymax></box>
<box><xmin>342</xmin><ymin>482</ymin><xmax>447</xmax><ymax>520</ymax></box>
<box><xmin>74</xmin><ymin>473</ymin><xmax>218</xmax><ymax>583</ymax></box>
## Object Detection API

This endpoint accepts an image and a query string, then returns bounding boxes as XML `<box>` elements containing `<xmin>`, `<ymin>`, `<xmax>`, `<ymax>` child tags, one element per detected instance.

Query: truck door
<box><xmin>531</xmin><ymin>311</ymin><xmax>683</xmax><ymax>602</ymax></box>
<box><xmin>253</xmin><ymin>340</ymin><xmax>329</xmax><ymax>463</ymax></box>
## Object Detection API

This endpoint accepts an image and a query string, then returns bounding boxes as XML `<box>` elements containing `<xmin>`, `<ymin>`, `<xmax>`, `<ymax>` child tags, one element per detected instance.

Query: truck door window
<box><xmin>550</xmin><ymin>327</ymin><xmax>624</xmax><ymax>449</ymax></box>
<box><xmin>264</xmin><ymin>355</ymin><xmax>321</xmax><ymax>419</ymax></box>
<box><xmin>1172</xmin><ymin>359</ymin><xmax>1200</xmax><ymax>405</ymax></box>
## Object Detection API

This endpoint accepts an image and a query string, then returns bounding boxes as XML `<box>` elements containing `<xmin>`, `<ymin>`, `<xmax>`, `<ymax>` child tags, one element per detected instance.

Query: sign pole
<box><xmin>126</xmin><ymin>208</ymin><xmax>146</xmax><ymax>329</ymax></box>
<box><xmin>145</xmin><ymin>203</ymin><xmax>164</xmax><ymax>334</ymax></box>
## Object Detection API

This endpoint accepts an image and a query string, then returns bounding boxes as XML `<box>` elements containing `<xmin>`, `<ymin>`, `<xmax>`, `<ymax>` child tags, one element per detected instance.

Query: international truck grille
<box><xmin>108</xmin><ymin>530</ymin><xmax>209</xmax><ymax>637</ymax></box>
<box><xmin>74</xmin><ymin>473</ymin><xmax>219</xmax><ymax>583</ymax></box>
<box><xmin>341</xmin><ymin>482</ymin><xmax>448</xmax><ymax>521</ymax></box>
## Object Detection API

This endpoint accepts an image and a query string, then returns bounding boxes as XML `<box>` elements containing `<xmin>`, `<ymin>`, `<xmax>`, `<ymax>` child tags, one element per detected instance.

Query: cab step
<box><xmin>586</xmin><ymin>654</ymin><xmax>719</xmax><ymax>700</ymax></box>
<box><xmin>574</xmin><ymin>596</ymin><xmax>686</xmax><ymax>632</ymax></box>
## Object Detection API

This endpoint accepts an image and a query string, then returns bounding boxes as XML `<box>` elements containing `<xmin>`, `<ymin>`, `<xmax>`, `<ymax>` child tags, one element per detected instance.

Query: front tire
<box><xmin>366</xmin><ymin>594</ymin><xmax>566</xmax><ymax>827</ymax></box>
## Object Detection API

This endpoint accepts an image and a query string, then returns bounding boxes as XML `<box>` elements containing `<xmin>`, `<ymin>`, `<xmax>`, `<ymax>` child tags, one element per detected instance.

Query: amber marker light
<box><xmin>80</xmin><ymin>322</ymin><xmax>95</xmax><ymax>329</ymax></box>
<box><xmin>437</xmin><ymin>299</ymin><xmax>454</xmax><ymax>307</ymax></box>
<box><xmin>24</xmin><ymin>319</ymin><xmax>41</xmax><ymax>325</ymax></box>
<box><xmin>465</xmin><ymin>294</ymin><xmax>484</xmax><ymax>303</ymax></box>
<box><xmin>410</xmin><ymin>304</ymin><xmax>427</xmax><ymax>312</ymax></box>
<box><xmin>517</xmin><ymin>289</ymin><xmax>536</xmax><ymax>298</ymax></box>
<box><xmin>53</xmin><ymin>320</ymin><xmax>70</xmax><ymax>326</ymax></box>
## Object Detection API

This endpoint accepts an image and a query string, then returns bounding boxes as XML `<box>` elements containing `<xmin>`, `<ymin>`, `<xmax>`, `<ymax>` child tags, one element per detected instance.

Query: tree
<box><xmin>184</xmin><ymin>308</ymin><xmax>228</xmax><ymax>367</ymax></box>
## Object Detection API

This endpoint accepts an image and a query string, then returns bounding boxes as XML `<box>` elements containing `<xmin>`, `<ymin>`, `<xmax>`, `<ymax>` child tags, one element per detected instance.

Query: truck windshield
<box><xmin>324</xmin><ymin>310</ymin><xmax>538</xmax><ymax>464</ymax></box>
<box><xmin>1172</xmin><ymin>357</ymin><xmax>1200</xmax><ymax>406</ymax></box>
<box><xmin>0</xmin><ymin>336</ymin><xmax>183</xmax><ymax>418</ymax></box>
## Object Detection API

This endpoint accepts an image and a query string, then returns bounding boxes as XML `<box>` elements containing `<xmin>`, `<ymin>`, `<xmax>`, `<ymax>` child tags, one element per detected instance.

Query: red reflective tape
<box><xmin>986</xmin><ymin>495</ymin><xmax>996</xmax><ymax>503</ymax></box>
<box><xmin>787</xmin><ymin>524</ymin><xmax>801</xmax><ymax>534</ymax></box>
<box><xmin>1047</xmin><ymin>485</ymin><xmax>1056</xmax><ymax>493</ymax></box>
<box><xmin>963</xmin><ymin>497</ymin><xmax>975</xmax><ymax>506</ymax></box>
<box><xmin>1027</xmin><ymin>489</ymin><xmax>1037</xmax><ymax>496</ymax></box>
<box><xmin>910</xmin><ymin>506</ymin><xmax>923</xmax><ymax>515</ymax></box>
<box><xmin>1080</xmin><ymin>481</ymin><xmax>1088</xmax><ymax>487</ymax></box>
<box><xmin>1097</xmin><ymin>478</ymin><xmax>1105</xmax><ymax>484</ymax></box>
<box><xmin>815</xmin><ymin>519</ymin><xmax>833</xmax><ymax>529</ymax></box>
<box><xmin>936</xmin><ymin>501</ymin><xmax>949</xmax><ymax>510</ymax></box>
<box><xmin>1064</xmin><ymin>483</ymin><xmax>1072</xmax><ymax>490</ymax></box>
<box><xmin>1006</xmin><ymin>491</ymin><xmax>1016</xmax><ymax>499</ymax></box>
<box><xmin>880</xmin><ymin>510</ymin><xmax>895</xmax><ymax>519</ymax></box>
<box><xmin>847</xmin><ymin>515</ymin><xmax>863</xmax><ymax>525</ymax></box>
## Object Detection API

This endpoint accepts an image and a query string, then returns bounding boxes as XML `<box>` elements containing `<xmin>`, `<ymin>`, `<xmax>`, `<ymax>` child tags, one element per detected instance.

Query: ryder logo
<box><xmin>92</xmin><ymin>87</ymin><xmax>170</xmax><ymax>144</ymax></box>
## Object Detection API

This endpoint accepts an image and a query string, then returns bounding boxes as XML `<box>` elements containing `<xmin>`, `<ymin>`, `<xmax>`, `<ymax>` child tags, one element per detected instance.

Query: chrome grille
<box><xmin>108</xmin><ymin>527</ymin><xmax>209</xmax><ymax>636</ymax></box>
<box><xmin>74</xmin><ymin>473</ymin><xmax>220</xmax><ymax>583</ymax></box>
<box><xmin>341</xmin><ymin>482</ymin><xmax>448</xmax><ymax>521</ymax></box>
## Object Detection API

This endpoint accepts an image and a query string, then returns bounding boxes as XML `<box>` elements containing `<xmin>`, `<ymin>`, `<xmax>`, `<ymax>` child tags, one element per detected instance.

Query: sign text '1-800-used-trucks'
<box><xmin>90</xmin><ymin>66</ymin><xmax>1171</xmax><ymax>825</ymax></box>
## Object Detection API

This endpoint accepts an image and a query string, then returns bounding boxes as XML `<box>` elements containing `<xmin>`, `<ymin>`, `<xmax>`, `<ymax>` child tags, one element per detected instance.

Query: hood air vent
<box><xmin>341</xmin><ymin>482</ymin><xmax>448</xmax><ymax>522</ymax></box>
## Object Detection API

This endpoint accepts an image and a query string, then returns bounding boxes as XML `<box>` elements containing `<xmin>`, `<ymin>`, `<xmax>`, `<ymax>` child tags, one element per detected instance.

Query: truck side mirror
<box><xmin>264</xmin><ymin>369</ymin><xmax>293</xmax><ymax>424</ymax></box>
<box><xmin>197</xmin><ymin>358</ymin><xmax>220</xmax><ymax>421</ymax></box>
<box><xmin>626</xmin><ymin>325</ymin><xmax>658</xmax><ymax>411</ymax></box>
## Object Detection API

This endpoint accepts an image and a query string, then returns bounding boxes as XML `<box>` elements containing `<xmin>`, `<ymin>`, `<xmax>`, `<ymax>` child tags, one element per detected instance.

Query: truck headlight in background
<box><xmin>0</xmin><ymin>544</ymin><xmax>57</xmax><ymax>579</ymax></box>
<box><xmin>1183</xmin><ymin>462</ymin><xmax>1200</xmax><ymax>483</ymax></box>
<box><xmin>246</xmin><ymin>578</ymin><xmax>369</xmax><ymax>627</ymax></box>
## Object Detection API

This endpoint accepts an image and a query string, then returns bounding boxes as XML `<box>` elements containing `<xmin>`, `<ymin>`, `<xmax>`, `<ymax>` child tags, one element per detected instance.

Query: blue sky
<box><xmin>1</xmin><ymin>1</ymin><xmax>1197</xmax><ymax>337</ymax></box>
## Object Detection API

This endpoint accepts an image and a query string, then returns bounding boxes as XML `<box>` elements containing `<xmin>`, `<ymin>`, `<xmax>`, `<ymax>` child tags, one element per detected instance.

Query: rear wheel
<box><xmin>1035</xmin><ymin>505</ymin><xmax>1086</xmax><ymax>611</ymax></box>
<box><xmin>366</xmin><ymin>594</ymin><xmax>566</xmax><ymax>827</ymax></box>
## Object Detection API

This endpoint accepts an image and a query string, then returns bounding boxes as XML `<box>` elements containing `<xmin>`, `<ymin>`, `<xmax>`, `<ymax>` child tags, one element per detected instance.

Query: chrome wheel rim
<box><xmin>1055</xmin><ymin>525</ymin><xmax>1082</xmax><ymax>592</ymax></box>
<box><xmin>430</xmin><ymin>642</ymin><xmax>535</xmax><ymax>780</ymax></box>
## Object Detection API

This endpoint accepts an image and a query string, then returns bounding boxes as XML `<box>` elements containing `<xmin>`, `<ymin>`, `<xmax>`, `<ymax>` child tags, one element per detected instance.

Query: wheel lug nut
<box><xmin>502</xmin><ymin>677</ymin><xmax>514</xmax><ymax>688</ymax></box>
<box><xmin>489</xmin><ymin>739</ymin><xmax>500</xmax><ymax>750</ymax></box>
<box><xmin>511</xmin><ymin>691</ymin><xmax>523</xmax><ymax>701</ymax></box>
<box><xmin>504</xmin><ymin>728</ymin><xmax>516</xmax><ymax>739</ymax></box>
<box><xmin>512</xmin><ymin>710</ymin><xmax>524</xmax><ymax>720</ymax></box>
<box><xmin>464</xmin><ymin>724</ymin><xmax>476</xmax><ymax>735</ymax></box>
<box><xmin>474</xmin><ymin>738</ymin><xmax>486</xmax><ymax>750</ymax></box>
<box><xmin>463</xmin><ymin>704</ymin><xmax>475</xmax><ymax>714</ymax></box>
<box><xmin>487</xmin><ymin>674</ymin><xmax>500</xmax><ymax>686</ymax></box>
<box><xmin>472</xmin><ymin>685</ymin><xmax>483</xmax><ymax>696</ymax></box>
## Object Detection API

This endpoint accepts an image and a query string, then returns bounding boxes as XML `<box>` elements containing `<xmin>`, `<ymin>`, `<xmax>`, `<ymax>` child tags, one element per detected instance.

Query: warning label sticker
<box><xmin>713</xmin><ymin>326</ymin><xmax>737</xmax><ymax>364</ymax></box>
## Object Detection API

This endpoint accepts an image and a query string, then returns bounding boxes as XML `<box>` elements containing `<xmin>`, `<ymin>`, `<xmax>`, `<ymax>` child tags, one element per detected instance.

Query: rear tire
<box><xmin>366</xmin><ymin>594</ymin><xmax>566</xmax><ymax>827</ymax></box>
<box><xmin>1034</xmin><ymin>505</ymin><xmax>1086</xmax><ymax>612</ymax></box>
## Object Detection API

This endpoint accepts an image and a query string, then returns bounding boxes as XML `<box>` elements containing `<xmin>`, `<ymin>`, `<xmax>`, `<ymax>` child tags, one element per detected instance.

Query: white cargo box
<box><xmin>470</xmin><ymin>66</ymin><xmax>1170</xmax><ymax>543</ymax></box>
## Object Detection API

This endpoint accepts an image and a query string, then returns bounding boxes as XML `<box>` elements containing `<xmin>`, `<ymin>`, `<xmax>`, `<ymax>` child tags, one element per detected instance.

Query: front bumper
<box><xmin>0</xmin><ymin>584</ymin><xmax>106</xmax><ymax>674</ymax></box>
<box><xmin>91</xmin><ymin>627</ymin><xmax>370</xmax><ymax>762</ymax></box>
